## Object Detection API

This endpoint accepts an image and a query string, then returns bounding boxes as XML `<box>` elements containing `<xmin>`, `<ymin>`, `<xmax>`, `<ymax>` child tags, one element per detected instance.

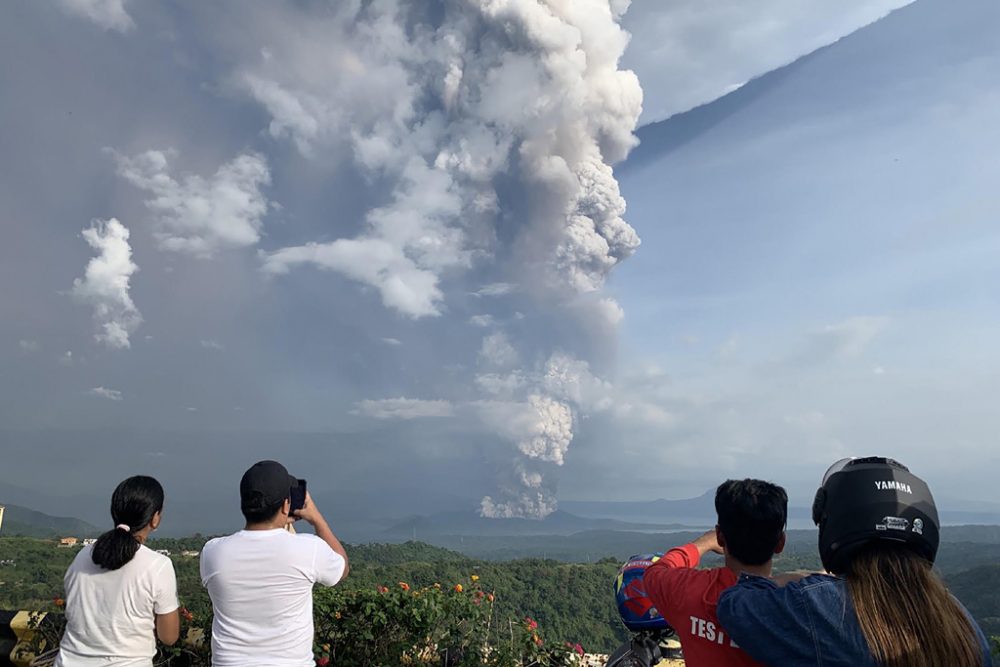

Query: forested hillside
<box><xmin>2</xmin><ymin>536</ymin><xmax>998</xmax><ymax>655</ymax></box>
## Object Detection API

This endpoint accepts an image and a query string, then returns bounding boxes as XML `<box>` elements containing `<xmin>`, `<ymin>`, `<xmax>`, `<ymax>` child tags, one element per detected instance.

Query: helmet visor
<box><xmin>821</xmin><ymin>457</ymin><xmax>855</xmax><ymax>486</ymax></box>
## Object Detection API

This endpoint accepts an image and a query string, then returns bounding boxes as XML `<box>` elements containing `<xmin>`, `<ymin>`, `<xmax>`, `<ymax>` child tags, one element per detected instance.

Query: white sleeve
<box><xmin>312</xmin><ymin>537</ymin><xmax>346</xmax><ymax>587</ymax></box>
<box><xmin>153</xmin><ymin>560</ymin><xmax>180</xmax><ymax>615</ymax></box>
<box><xmin>199</xmin><ymin>543</ymin><xmax>210</xmax><ymax>586</ymax></box>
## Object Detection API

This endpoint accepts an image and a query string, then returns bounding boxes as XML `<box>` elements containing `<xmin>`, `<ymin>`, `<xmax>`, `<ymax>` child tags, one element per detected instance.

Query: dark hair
<box><xmin>715</xmin><ymin>478</ymin><xmax>787</xmax><ymax>566</ymax></box>
<box><xmin>848</xmin><ymin>543</ymin><xmax>984</xmax><ymax>667</ymax></box>
<box><xmin>91</xmin><ymin>476</ymin><xmax>164</xmax><ymax>571</ymax></box>
<box><xmin>241</xmin><ymin>498</ymin><xmax>286</xmax><ymax>525</ymax></box>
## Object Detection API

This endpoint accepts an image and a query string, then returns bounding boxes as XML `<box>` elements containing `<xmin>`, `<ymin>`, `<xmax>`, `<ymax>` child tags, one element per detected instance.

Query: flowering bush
<box><xmin>21</xmin><ymin>576</ymin><xmax>582</xmax><ymax>667</ymax></box>
<box><xmin>313</xmin><ymin>576</ymin><xmax>579</xmax><ymax>667</ymax></box>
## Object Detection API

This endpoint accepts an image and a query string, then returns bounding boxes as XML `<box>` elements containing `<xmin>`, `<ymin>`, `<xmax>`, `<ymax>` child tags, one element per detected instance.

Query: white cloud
<box><xmin>18</xmin><ymin>339</ymin><xmax>40</xmax><ymax>352</ymax></box>
<box><xmin>200</xmin><ymin>340</ymin><xmax>224</xmax><ymax>350</ymax></box>
<box><xmin>475</xmin><ymin>283</ymin><xmax>516</xmax><ymax>297</ymax></box>
<box><xmin>56</xmin><ymin>0</ymin><xmax>133</xmax><ymax>32</ymax></box>
<box><xmin>621</xmin><ymin>0</ymin><xmax>913</xmax><ymax>122</ymax></box>
<box><xmin>71</xmin><ymin>218</ymin><xmax>142</xmax><ymax>349</ymax></box>
<box><xmin>353</xmin><ymin>398</ymin><xmax>454</xmax><ymax>420</ymax></box>
<box><xmin>478</xmin><ymin>332</ymin><xmax>519</xmax><ymax>369</ymax></box>
<box><xmin>468</xmin><ymin>314</ymin><xmax>496</xmax><ymax>328</ymax></box>
<box><xmin>114</xmin><ymin>149</ymin><xmax>271</xmax><ymax>257</ymax></box>
<box><xmin>88</xmin><ymin>386</ymin><xmax>123</xmax><ymax>401</ymax></box>
<box><xmin>262</xmin><ymin>236</ymin><xmax>445</xmax><ymax>318</ymax></box>
<box><xmin>380</xmin><ymin>337</ymin><xmax>402</xmax><ymax>346</ymax></box>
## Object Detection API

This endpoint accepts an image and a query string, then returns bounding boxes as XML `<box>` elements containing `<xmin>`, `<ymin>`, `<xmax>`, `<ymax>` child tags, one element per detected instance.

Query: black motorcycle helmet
<box><xmin>812</xmin><ymin>456</ymin><xmax>939</xmax><ymax>574</ymax></box>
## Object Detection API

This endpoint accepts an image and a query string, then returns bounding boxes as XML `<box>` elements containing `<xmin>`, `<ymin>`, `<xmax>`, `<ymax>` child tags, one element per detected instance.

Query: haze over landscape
<box><xmin>2</xmin><ymin>0</ymin><xmax>1000</xmax><ymax>538</ymax></box>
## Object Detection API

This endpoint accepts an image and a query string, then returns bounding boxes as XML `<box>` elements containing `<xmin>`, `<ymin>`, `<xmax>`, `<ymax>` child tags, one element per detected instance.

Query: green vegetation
<box><xmin>0</xmin><ymin>505</ymin><xmax>100</xmax><ymax>538</ymax></box>
<box><xmin>2</xmin><ymin>535</ymin><xmax>999</xmax><ymax>660</ymax></box>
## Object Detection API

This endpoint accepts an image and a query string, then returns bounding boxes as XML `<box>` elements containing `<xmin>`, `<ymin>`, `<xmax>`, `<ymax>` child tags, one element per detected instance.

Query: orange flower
<box><xmin>533</xmin><ymin>634</ymin><xmax>543</xmax><ymax>646</ymax></box>
<box><xmin>453</xmin><ymin>584</ymin><xmax>463</xmax><ymax>593</ymax></box>
<box><xmin>180</xmin><ymin>607</ymin><xmax>194</xmax><ymax>622</ymax></box>
<box><xmin>334</xmin><ymin>612</ymin><xmax>342</xmax><ymax>620</ymax></box>
<box><xmin>470</xmin><ymin>574</ymin><xmax>479</xmax><ymax>582</ymax></box>
<box><xmin>53</xmin><ymin>597</ymin><xmax>65</xmax><ymax>607</ymax></box>
<box><xmin>398</xmin><ymin>582</ymin><xmax>410</xmax><ymax>592</ymax></box>
<box><xmin>486</xmin><ymin>593</ymin><xmax>495</xmax><ymax>603</ymax></box>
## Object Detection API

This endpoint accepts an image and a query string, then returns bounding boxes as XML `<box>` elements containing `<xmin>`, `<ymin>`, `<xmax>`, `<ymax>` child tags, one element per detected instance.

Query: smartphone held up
<box><xmin>290</xmin><ymin>479</ymin><xmax>307</xmax><ymax>519</ymax></box>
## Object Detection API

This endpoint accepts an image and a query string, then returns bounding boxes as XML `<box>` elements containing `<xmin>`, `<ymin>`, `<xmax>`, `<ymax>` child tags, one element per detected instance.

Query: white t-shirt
<box><xmin>56</xmin><ymin>544</ymin><xmax>179</xmax><ymax>667</ymax></box>
<box><xmin>200</xmin><ymin>529</ymin><xmax>346</xmax><ymax>667</ymax></box>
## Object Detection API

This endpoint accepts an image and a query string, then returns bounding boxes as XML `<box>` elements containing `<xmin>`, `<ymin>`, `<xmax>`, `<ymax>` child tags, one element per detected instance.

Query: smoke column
<box><xmin>242</xmin><ymin>0</ymin><xmax>643</xmax><ymax>517</ymax></box>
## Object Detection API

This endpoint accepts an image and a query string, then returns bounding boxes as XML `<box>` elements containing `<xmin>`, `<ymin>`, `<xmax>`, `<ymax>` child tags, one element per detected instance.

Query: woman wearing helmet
<box><xmin>716</xmin><ymin>456</ymin><xmax>993</xmax><ymax>667</ymax></box>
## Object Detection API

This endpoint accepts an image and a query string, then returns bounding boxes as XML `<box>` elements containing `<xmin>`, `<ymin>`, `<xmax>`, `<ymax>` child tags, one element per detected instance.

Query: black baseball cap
<box><xmin>240</xmin><ymin>460</ymin><xmax>298</xmax><ymax>511</ymax></box>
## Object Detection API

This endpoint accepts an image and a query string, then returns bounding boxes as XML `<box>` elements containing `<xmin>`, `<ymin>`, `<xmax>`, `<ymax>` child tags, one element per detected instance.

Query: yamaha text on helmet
<box><xmin>811</xmin><ymin>456</ymin><xmax>939</xmax><ymax>574</ymax></box>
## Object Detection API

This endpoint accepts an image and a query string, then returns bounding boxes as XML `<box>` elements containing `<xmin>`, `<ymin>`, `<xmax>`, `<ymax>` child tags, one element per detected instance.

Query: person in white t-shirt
<box><xmin>200</xmin><ymin>460</ymin><xmax>349</xmax><ymax>667</ymax></box>
<box><xmin>56</xmin><ymin>476</ymin><xmax>180</xmax><ymax>667</ymax></box>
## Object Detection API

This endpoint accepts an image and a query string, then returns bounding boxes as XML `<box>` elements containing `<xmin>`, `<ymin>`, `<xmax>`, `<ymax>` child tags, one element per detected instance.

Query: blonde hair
<box><xmin>847</xmin><ymin>544</ymin><xmax>983</xmax><ymax>667</ymax></box>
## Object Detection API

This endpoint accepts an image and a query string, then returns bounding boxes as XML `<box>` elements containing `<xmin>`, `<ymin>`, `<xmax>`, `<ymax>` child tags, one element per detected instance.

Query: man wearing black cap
<box><xmin>200</xmin><ymin>460</ymin><xmax>349</xmax><ymax>667</ymax></box>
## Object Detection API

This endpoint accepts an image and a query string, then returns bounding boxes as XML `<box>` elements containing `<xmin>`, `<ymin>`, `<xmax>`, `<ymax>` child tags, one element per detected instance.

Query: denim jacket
<box><xmin>716</xmin><ymin>573</ymin><xmax>994</xmax><ymax>667</ymax></box>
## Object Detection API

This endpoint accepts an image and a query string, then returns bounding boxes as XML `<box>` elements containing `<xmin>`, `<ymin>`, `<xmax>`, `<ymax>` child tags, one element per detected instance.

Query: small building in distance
<box><xmin>181</xmin><ymin>550</ymin><xmax>200</xmax><ymax>558</ymax></box>
<box><xmin>155</xmin><ymin>549</ymin><xmax>171</xmax><ymax>556</ymax></box>
<box><xmin>59</xmin><ymin>537</ymin><xmax>79</xmax><ymax>547</ymax></box>
<box><xmin>82</xmin><ymin>538</ymin><xmax>97</xmax><ymax>546</ymax></box>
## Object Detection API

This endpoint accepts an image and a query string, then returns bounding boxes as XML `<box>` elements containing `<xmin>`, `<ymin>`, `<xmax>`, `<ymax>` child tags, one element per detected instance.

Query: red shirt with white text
<box><xmin>642</xmin><ymin>544</ymin><xmax>764</xmax><ymax>667</ymax></box>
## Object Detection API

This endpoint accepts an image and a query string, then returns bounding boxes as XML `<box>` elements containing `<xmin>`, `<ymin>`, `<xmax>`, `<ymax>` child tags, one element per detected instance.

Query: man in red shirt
<box><xmin>643</xmin><ymin>479</ymin><xmax>787</xmax><ymax>667</ymax></box>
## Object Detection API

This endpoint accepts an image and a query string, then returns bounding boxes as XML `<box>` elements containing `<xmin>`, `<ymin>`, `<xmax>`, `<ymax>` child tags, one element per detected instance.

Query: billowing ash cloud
<box><xmin>114</xmin><ymin>149</ymin><xmax>271</xmax><ymax>258</ymax></box>
<box><xmin>71</xmin><ymin>218</ymin><xmax>142</xmax><ymax>349</ymax></box>
<box><xmin>241</xmin><ymin>0</ymin><xmax>643</xmax><ymax>516</ymax></box>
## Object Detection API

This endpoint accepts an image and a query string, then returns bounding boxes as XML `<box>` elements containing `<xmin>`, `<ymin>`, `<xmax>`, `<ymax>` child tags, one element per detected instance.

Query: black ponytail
<box><xmin>91</xmin><ymin>476</ymin><xmax>164</xmax><ymax>571</ymax></box>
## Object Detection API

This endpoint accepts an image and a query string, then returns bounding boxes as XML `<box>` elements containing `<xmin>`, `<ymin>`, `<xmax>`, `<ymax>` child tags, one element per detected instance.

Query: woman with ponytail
<box><xmin>55</xmin><ymin>476</ymin><xmax>180</xmax><ymax>666</ymax></box>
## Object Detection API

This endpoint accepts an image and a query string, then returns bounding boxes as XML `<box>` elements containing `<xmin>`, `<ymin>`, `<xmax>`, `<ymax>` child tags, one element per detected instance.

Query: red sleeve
<box><xmin>657</xmin><ymin>543</ymin><xmax>702</xmax><ymax>570</ymax></box>
<box><xmin>642</xmin><ymin>544</ymin><xmax>702</xmax><ymax>625</ymax></box>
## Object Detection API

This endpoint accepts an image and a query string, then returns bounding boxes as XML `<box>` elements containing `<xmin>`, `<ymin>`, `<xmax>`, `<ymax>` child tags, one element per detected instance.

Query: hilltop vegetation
<box><xmin>0</xmin><ymin>505</ymin><xmax>100</xmax><ymax>539</ymax></box>
<box><xmin>2</xmin><ymin>536</ymin><xmax>999</xmax><ymax>657</ymax></box>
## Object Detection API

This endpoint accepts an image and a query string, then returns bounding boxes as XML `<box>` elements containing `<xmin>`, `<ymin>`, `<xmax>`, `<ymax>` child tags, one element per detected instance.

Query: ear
<box><xmin>774</xmin><ymin>531</ymin><xmax>786</xmax><ymax>555</ymax></box>
<box><xmin>716</xmin><ymin>525</ymin><xmax>727</xmax><ymax>550</ymax></box>
<box><xmin>282</xmin><ymin>498</ymin><xmax>291</xmax><ymax>516</ymax></box>
<box><xmin>150</xmin><ymin>511</ymin><xmax>162</xmax><ymax>531</ymax></box>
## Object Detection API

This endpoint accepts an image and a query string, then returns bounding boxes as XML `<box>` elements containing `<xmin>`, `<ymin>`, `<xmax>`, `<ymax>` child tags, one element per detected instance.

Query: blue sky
<box><xmin>1</xmin><ymin>0</ymin><xmax>998</xmax><ymax>529</ymax></box>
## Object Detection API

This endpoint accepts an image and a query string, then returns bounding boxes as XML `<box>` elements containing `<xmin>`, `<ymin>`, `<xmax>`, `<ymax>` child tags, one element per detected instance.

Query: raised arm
<box><xmin>295</xmin><ymin>491</ymin><xmax>350</xmax><ymax>581</ymax></box>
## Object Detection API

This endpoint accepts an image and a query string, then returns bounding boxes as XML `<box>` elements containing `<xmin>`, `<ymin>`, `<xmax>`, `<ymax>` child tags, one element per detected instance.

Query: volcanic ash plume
<box><xmin>238</xmin><ymin>0</ymin><xmax>643</xmax><ymax>517</ymax></box>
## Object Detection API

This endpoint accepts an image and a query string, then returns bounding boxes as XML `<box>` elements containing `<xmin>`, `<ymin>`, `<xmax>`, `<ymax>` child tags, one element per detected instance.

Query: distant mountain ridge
<box><xmin>0</xmin><ymin>503</ymin><xmax>101</xmax><ymax>538</ymax></box>
<box><xmin>561</xmin><ymin>491</ymin><xmax>1000</xmax><ymax>527</ymax></box>
<box><xmin>381</xmin><ymin>509</ymin><xmax>699</xmax><ymax>539</ymax></box>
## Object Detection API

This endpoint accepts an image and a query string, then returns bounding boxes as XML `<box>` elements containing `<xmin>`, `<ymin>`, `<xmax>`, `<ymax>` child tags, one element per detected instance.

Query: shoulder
<box><xmin>786</xmin><ymin>573</ymin><xmax>844</xmax><ymax>597</ymax></box>
<box><xmin>66</xmin><ymin>544</ymin><xmax>95</xmax><ymax>571</ymax></box>
<box><xmin>295</xmin><ymin>533</ymin><xmax>333</xmax><ymax>554</ymax></box>
<box><xmin>202</xmin><ymin>533</ymin><xmax>239</xmax><ymax>553</ymax></box>
<box><xmin>137</xmin><ymin>545</ymin><xmax>174</xmax><ymax>570</ymax></box>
